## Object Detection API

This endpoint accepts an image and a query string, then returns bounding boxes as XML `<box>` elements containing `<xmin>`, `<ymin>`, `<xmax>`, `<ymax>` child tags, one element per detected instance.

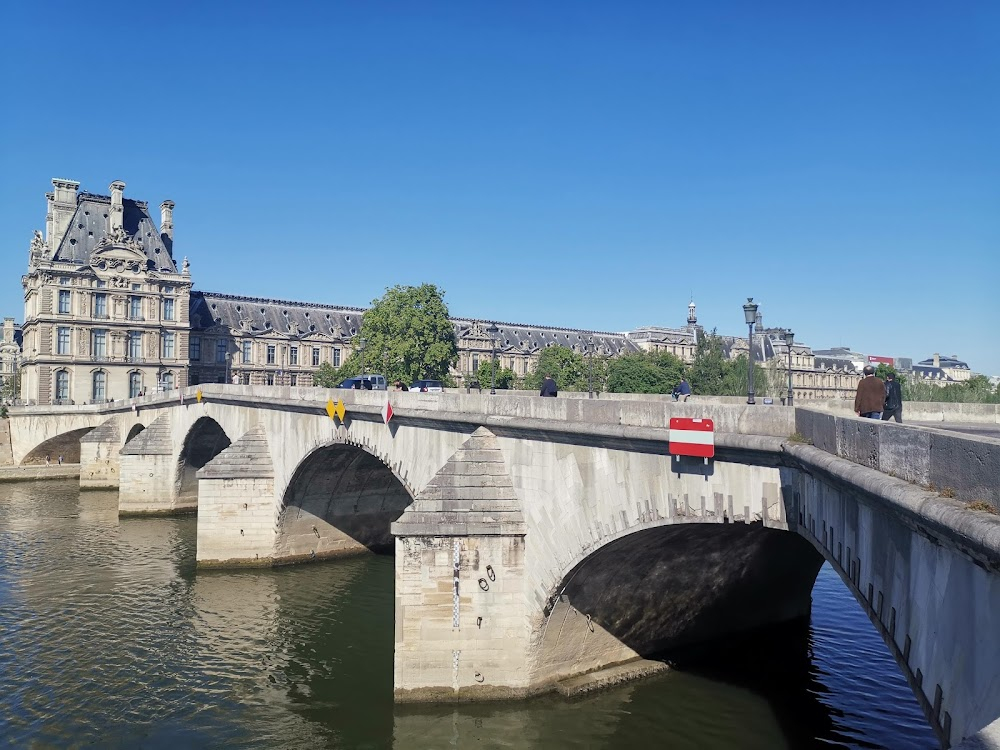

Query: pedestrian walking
<box><xmin>539</xmin><ymin>374</ymin><xmax>558</xmax><ymax>398</ymax></box>
<box><xmin>45</xmin><ymin>455</ymin><xmax>50</xmax><ymax>466</ymax></box>
<box><xmin>854</xmin><ymin>365</ymin><xmax>885</xmax><ymax>419</ymax></box>
<box><xmin>882</xmin><ymin>372</ymin><xmax>903</xmax><ymax>423</ymax></box>
<box><xmin>57</xmin><ymin>455</ymin><xmax>63</xmax><ymax>466</ymax></box>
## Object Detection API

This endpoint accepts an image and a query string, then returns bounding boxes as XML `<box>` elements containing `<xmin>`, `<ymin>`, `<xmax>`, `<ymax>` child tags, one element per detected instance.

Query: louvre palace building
<box><xmin>13</xmin><ymin>178</ymin><xmax>858</xmax><ymax>405</ymax></box>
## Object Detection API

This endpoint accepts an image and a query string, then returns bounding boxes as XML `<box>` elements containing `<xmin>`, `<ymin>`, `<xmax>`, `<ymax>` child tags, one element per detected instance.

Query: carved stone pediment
<box><xmin>91</xmin><ymin>232</ymin><xmax>149</xmax><ymax>274</ymax></box>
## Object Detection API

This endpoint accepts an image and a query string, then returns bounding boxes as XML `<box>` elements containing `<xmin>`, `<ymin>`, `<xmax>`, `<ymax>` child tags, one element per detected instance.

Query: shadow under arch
<box><xmin>176</xmin><ymin>416</ymin><xmax>231</xmax><ymax>504</ymax></box>
<box><xmin>531</xmin><ymin>522</ymin><xmax>825</xmax><ymax>685</ymax></box>
<box><xmin>275</xmin><ymin>443</ymin><xmax>413</xmax><ymax>564</ymax></box>
<box><xmin>124</xmin><ymin>423</ymin><xmax>145</xmax><ymax>445</ymax></box>
<box><xmin>21</xmin><ymin>427</ymin><xmax>96</xmax><ymax>465</ymax></box>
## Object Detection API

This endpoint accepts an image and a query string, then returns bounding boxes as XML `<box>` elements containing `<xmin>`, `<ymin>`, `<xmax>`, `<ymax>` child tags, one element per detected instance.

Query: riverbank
<box><xmin>0</xmin><ymin>464</ymin><xmax>80</xmax><ymax>483</ymax></box>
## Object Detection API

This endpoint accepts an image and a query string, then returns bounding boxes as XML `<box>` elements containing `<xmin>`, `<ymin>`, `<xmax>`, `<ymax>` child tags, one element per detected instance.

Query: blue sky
<box><xmin>2</xmin><ymin>2</ymin><xmax>998</xmax><ymax>373</ymax></box>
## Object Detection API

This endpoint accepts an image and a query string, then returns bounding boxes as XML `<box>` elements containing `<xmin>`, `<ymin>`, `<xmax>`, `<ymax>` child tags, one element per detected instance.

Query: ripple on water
<box><xmin>0</xmin><ymin>483</ymin><xmax>937</xmax><ymax>749</ymax></box>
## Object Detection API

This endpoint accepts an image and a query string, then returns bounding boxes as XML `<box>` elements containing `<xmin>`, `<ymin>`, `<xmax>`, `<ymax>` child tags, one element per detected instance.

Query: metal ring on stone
<box><xmin>478</xmin><ymin>578</ymin><xmax>489</xmax><ymax>591</ymax></box>
<box><xmin>474</xmin><ymin>672</ymin><xmax>484</xmax><ymax>683</ymax></box>
<box><xmin>586</xmin><ymin>614</ymin><xmax>594</xmax><ymax>632</ymax></box>
<box><xmin>486</xmin><ymin>565</ymin><xmax>495</xmax><ymax>582</ymax></box>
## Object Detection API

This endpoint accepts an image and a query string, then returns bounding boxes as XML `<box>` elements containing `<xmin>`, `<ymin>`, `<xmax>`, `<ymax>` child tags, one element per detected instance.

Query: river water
<box><xmin>0</xmin><ymin>480</ymin><xmax>937</xmax><ymax>749</ymax></box>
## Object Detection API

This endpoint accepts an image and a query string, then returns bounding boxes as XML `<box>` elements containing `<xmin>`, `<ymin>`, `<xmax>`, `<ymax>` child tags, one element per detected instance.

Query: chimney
<box><xmin>2</xmin><ymin>318</ymin><xmax>13</xmax><ymax>345</ymax></box>
<box><xmin>109</xmin><ymin>180</ymin><xmax>126</xmax><ymax>232</ymax></box>
<box><xmin>933</xmin><ymin>353</ymin><xmax>940</xmax><ymax>369</ymax></box>
<box><xmin>160</xmin><ymin>200</ymin><xmax>175</xmax><ymax>239</ymax></box>
<box><xmin>49</xmin><ymin>178</ymin><xmax>80</xmax><ymax>249</ymax></box>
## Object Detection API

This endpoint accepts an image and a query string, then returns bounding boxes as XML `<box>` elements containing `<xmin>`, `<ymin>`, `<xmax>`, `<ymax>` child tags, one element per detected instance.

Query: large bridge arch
<box><xmin>274</xmin><ymin>441</ymin><xmax>415</xmax><ymax>564</ymax></box>
<box><xmin>21</xmin><ymin>427</ymin><xmax>96</xmax><ymax>465</ymax></box>
<box><xmin>527</xmin><ymin>519</ymin><xmax>825</xmax><ymax>687</ymax></box>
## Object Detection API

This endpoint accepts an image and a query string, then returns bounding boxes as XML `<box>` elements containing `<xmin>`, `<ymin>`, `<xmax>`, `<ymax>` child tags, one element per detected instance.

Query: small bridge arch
<box><xmin>21</xmin><ymin>427</ymin><xmax>96</xmax><ymax>465</ymax></box>
<box><xmin>275</xmin><ymin>439</ymin><xmax>415</xmax><ymax>563</ymax></box>
<box><xmin>176</xmin><ymin>416</ymin><xmax>232</xmax><ymax>504</ymax></box>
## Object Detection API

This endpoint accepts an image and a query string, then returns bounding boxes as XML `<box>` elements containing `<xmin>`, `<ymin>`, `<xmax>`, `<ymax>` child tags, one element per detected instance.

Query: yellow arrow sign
<box><xmin>326</xmin><ymin>399</ymin><xmax>337</xmax><ymax>420</ymax></box>
<box><xmin>196</xmin><ymin>389</ymin><xmax>203</xmax><ymax>403</ymax></box>
<box><xmin>335</xmin><ymin>399</ymin><xmax>346</xmax><ymax>422</ymax></box>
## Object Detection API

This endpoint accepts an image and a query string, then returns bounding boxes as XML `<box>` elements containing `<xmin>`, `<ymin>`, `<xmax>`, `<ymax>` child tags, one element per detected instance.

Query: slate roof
<box><xmin>52</xmin><ymin>192</ymin><xmax>176</xmax><ymax>272</ymax></box>
<box><xmin>190</xmin><ymin>290</ymin><xmax>636</xmax><ymax>354</ymax></box>
<box><xmin>189</xmin><ymin>291</ymin><xmax>365</xmax><ymax>338</ymax></box>
<box><xmin>453</xmin><ymin>318</ymin><xmax>635</xmax><ymax>356</ymax></box>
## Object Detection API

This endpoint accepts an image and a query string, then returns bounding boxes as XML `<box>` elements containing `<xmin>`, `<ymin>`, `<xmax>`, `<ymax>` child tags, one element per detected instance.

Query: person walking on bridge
<box><xmin>854</xmin><ymin>365</ymin><xmax>885</xmax><ymax>419</ymax></box>
<box><xmin>882</xmin><ymin>371</ymin><xmax>903</xmax><ymax>423</ymax></box>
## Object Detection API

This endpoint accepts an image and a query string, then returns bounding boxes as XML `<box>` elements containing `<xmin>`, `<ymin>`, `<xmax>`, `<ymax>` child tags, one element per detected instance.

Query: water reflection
<box><xmin>0</xmin><ymin>480</ymin><xmax>936</xmax><ymax>749</ymax></box>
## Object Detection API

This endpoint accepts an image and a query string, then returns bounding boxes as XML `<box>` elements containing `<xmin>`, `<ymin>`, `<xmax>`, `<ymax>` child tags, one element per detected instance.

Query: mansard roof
<box><xmin>189</xmin><ymin>291</ymin><xmax>364</xmax><ymax>338</ymax></box>
<box><xmin>453</xmin><ymin>318</ymin><xmax>635</xmax><ymax>356</ymax></box>
<box><xmin>52</xmin><ymin>192</ymin><xmax>176</xmax><ymax>272</ymax></box>
<box><xmin>189</xmin><ymin>290</ymin><xmax>637</xmax><ymax>355</ymax></box>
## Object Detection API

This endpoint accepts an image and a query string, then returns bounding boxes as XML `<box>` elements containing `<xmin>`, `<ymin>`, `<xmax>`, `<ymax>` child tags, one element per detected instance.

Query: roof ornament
<box><xmin>182</xmin><ymin>256</ymin><xmax>190</xmax><ymax>275</ymax></box>
<box><xmin>95</xmin><ymin>226</ymin><xmax>144</xmax><ymax>254</ymax></box>
<box><xmin>29</xmin><ymin>230</ymin><xmax>45</xmax><ymax>262</ymax></box>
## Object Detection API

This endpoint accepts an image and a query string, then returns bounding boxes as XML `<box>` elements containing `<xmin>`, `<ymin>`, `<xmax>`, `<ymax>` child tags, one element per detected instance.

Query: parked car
<box><xmin>337</xmin><ymin>375</ymin><xmax>387</xmax><ymax>390</ymax></box>
<box><xmin>409</xmin><ymin>379</ymin><xmax>444</xmax><ymax>393</ymax></box>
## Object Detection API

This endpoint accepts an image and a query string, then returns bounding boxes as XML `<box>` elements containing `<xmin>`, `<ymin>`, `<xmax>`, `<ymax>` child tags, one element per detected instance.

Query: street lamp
<box><xmin>225</xmin><ymin>351</ymin><xmax>231</xmax><ymax>386</ymax></box>
<box><xmin>783</xmin><ymin>329</ymin><xmax>794</xmax><ymax>407</ymax></box>
<box><xmin>587</xmin><ymin>337</ymin><xmax>595</xmax><ymax>399</ymax></box>
<box><xmin>487</xmin><ymin>323</ymin><xmax>499</xmax><ymax>395</ymax></box>
<box><xmin>359</xmin><ymin>336</ymin><xmax>367</xmax><ymax>379</ymax></box>
<box><xmin>742</xmin><ymin>298</ymin><xmax>758</xmax><ymax>405</ymax></box>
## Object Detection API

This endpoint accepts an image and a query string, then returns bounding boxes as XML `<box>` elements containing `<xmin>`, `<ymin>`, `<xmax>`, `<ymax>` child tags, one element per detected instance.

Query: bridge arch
<box><xmin>528</xmin><ymin>520</ymin><xmax>824</xmax><ymax>685</ymax></box>
<box><xmin>21</xmin><ymin>427</ymin><xmax>96</xmax><ymax>465</ymax></box>
<box><xmin>124</xmin><ymin>423</ymin><xmax>145</xmax><ymax>445</ymax></box>
<box><xmin>275</xmin><ymin>442</ymin><xmax>414</xmax><ymax>564</ymax></box>
<box><xmin>176</xmin><ymin>416</ymin><xmax>232</xmax><ymax>504</ymax></box>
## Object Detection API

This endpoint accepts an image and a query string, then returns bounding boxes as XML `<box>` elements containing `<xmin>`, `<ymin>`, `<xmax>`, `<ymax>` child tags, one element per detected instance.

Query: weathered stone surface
<box><xmin>197</xmin><ymin>424</ymin><xmax>273</xmax><ymax>479</ymax></box>
<box><xmin>119</xmin><ymin>414</ymin><xmax>172</xmax><ymax>455</ymax></box>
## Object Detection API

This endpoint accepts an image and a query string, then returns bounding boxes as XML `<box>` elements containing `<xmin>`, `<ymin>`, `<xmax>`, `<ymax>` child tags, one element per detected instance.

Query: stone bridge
<box><xmin>5</xmin><ymin>386</ymin><xmax>1000</xmax><ymax>749</ymax></box>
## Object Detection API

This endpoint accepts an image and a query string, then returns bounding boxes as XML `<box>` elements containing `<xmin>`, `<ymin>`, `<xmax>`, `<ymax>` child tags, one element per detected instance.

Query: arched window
<box><xmin>161</xmin><ymin>372</ymin><xmax>174</xmax><ymax>391</ymax></box>
<box><xmin>92</xmin><ymin>371</ymin><xmax>106</xmax><ymax>402</ymax></box>
<box><xmin>55</xmin><ymin>370</ymin><xmax>70</xmax><ymax>401</ymax></box>
<box><xmin>129</xmin><ymin>371</ymin><xmax>142</xmax><ymax>399</ymax></box>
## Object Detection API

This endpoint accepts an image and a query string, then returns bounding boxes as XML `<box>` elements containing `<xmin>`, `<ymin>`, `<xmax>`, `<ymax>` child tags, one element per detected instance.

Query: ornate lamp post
<box><xmin>783</xmin><ymin>329</ymin><xmax>794</xmax><ymax>406</ymax></box>
<box><xmin>359</xmin><ymin>337</ymin><xmax>367</xmax><ymax>379</ymax></box>
<box><xmin>224</xmin><ymin>351</ymin><xmax>231</xmax><ymax>386</ymax></box>
<box><xmin>587</xmin><ymin>337</ymin><xmax>595</xmax><ymax>399</ymax></box>
<box><xmin>487</xmin><ymin>323</ymin><xmax>499</xmax><ymax>395</ymax></box>
<box><xmin>742</xmin><ymin>298</ymin><xmax>758</xmax><ymax>405</ymax></box>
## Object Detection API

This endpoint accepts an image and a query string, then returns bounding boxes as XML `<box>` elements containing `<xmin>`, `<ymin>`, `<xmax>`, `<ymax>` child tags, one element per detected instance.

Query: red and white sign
<box><xmin>669</xmin><ymin>417</ymin><xmax>715</xmax><ymax>459</ymax></box>
<box><xmin>381</xmin><ymin>400</ymin><xmax>394</xmax><ymax>425</ymax></box>
<box><xmin>868</xmin><ymin>355</ymin><xmax>894</xmax><ymax>365</ymax></box>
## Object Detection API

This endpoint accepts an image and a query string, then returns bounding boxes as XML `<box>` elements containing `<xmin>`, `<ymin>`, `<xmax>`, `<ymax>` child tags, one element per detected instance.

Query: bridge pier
<box><xmin>79</xmin><ymin>418</ymin><xmax>121</xmax><ymax>490</ymax></box>
<box><xmin>118</xmin><ymin>415</ymin><xmax>187</xmax><ymax>515</ymax></box>
<box><xmin>196</xmin><ymin>425</ymin><xmax>277</xmax><ymax>566</ymax></box>
<box><xmin>391</xmin><ymin>428</ymin><xmax>532</xmax><ymax>701</ymax></box>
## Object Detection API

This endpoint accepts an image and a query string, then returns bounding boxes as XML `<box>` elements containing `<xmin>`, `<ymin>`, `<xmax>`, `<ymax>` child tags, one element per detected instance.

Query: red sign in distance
<box><xmin>669</xmin><ymin>417</ymin><xmax>715</xmax><ymax>459</ymax></box>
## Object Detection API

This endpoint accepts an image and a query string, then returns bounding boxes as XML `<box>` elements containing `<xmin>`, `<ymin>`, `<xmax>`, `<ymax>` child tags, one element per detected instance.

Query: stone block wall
<box><xmin>197</xmin><ymin>476</ymin><xmax>276</xmax><ymax>565</ymax></box>
<box><xmin>394</xmin><ymin>534</ymin><xmax>529</xmax><ymax>701</ymax></box>
<box><xmin>79</xmin><ymin>438</ymin><xmax>119</xmax><ymax>489</ymax></box>
<box><xmin>796</xmin><ymin>408</ymin><xmax>1000</xmax><ymax>507</ymax></box>
<box><xmin>119</xmin><ymin>454</ymin><xmax>183</xmax><ymax>514</ymax></box>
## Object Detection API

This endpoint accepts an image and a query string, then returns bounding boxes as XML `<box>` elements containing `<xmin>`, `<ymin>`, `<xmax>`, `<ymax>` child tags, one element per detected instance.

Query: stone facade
<box><xmin>14</xmin><ymin>177</ymin><xmax>869</xmax><ymax>404</ymax></box>
<box><xmin>20</xmin><ymin>179</ymin><xmax>191</xmax><ymax>405</ymax></box>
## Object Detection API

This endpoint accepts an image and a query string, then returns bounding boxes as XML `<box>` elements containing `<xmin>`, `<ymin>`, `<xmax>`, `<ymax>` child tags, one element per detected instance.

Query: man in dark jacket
<box><xmin>539</xmin><ymin>374</ymin><xmax>558</xmax><ymax>397</ymax></box>
<box><xmin>881</xmin><ymin>372</ymin><xmax>903</xmax><ymax>423</ymax></box>
<box><xmin>854</xmin><ymin>365</ymin><xmax>885</xmax><ymax>419</ymax></box>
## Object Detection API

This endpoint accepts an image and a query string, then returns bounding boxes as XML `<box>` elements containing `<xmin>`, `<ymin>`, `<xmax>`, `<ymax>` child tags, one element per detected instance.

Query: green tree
<box><xmin>606</xmin><ymin>352</ymin><xmax>685</xmax><ymax>394</ymax></box>
<box><xmin>523</xmin><ymin>346</ymin><xmax>587</xmax><ymax>392</ymax></box>
<box><xmin>311</xmin><ymin>361</ymin><xmax>343</xmax><ymax>388</ymax></box>
<box><xmin>474</xmin><ymin>359</ymin><xmax>517</xmax><ymax>390</ymax></box>
<box><xmin>686</xmin><ymin>332</ymin><xmax>728</xmax><ymax>396</ymax></box>
<box><xmin>358</xmin><ymin>283</ymin><xmax>458</xmax><ymax>385</ymax></box>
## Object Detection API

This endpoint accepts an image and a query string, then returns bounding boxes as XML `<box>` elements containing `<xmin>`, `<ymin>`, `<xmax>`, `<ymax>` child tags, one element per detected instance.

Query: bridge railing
<box><xmin>795</xmin><ymin>406</ymin><xmax>1000</xmax><ymax>507</ymax></box>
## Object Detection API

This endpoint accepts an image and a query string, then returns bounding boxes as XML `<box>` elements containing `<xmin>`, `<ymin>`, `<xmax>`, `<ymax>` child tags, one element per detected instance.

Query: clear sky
<box><xmin>2</xmin><ymin>2</ymin><xmax>997</xmax><ymax>373</ymax></box>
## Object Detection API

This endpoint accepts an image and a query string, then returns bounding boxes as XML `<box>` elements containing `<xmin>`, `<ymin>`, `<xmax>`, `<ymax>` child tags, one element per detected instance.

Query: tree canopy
<box><xmin>474</xmin><ymin>359</ymin><xmax>517</xmax><ymax>390</ymax></box>
<box><xmin>606</xmin><ymin>352</ymin><xmax>684</xmax><ymax>394</ymax></box>
<box><xmin>522</xmin><ymin>346</ymin><xmax>588</xmax><ymax>392</ymax></box>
